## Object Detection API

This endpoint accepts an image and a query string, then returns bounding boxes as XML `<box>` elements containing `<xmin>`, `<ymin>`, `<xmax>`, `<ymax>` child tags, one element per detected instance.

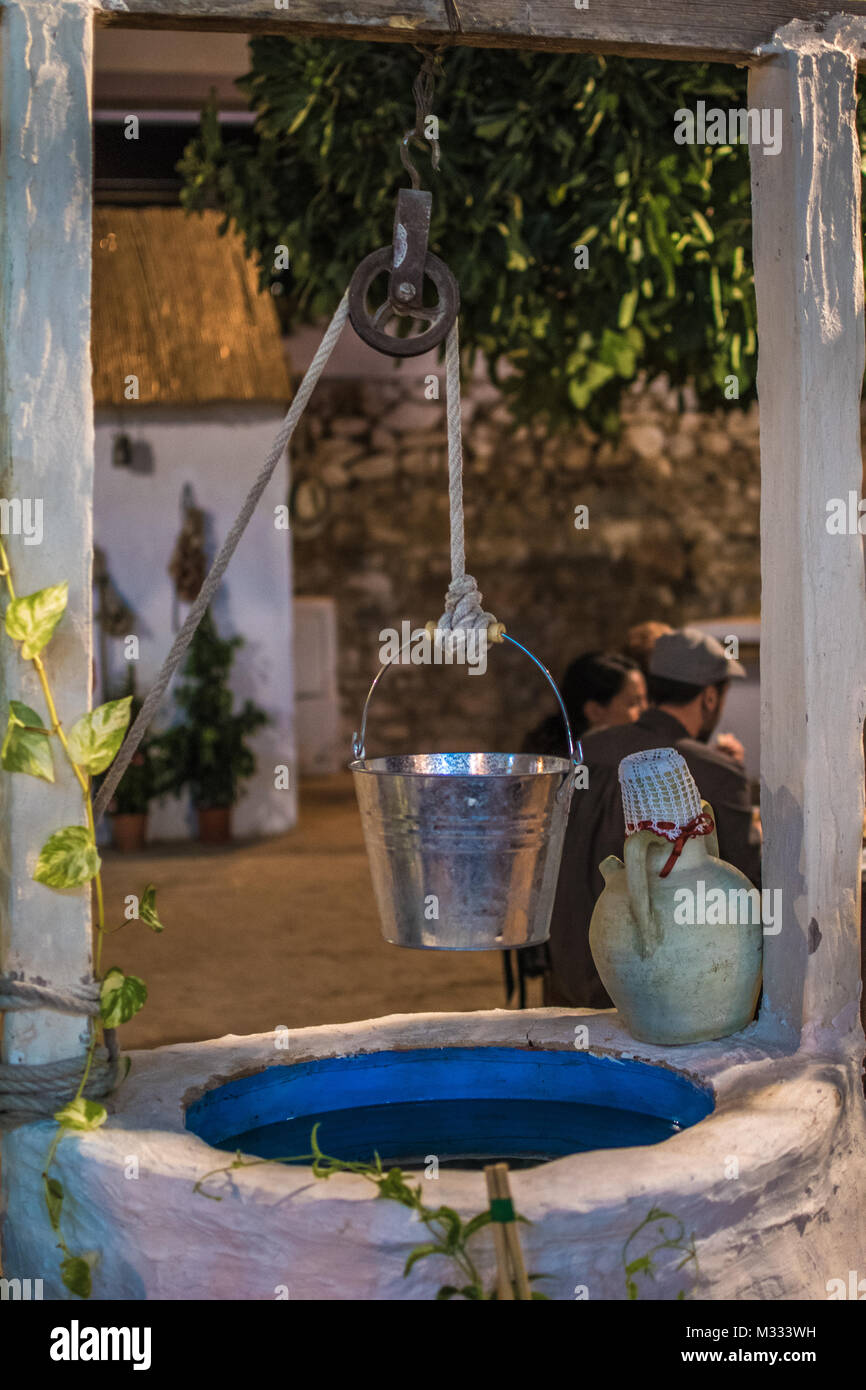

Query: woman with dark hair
<box><xmin>525</xmin><ymin>650</ymin><xmax>648</xmax><ymax>756</ymax></box>
<box><xmin>503</xmin><ymin>651</ymin><xmax>647</xmax><ymax>1008</ymax></box>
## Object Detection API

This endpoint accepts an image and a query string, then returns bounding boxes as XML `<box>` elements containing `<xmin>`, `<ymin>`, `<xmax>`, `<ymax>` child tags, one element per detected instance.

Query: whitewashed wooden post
<box><xmin>0</xmin><ymin>0</ymin><xmax>95</xmax><ymax>1080</ymax></box>
<box><xmin>749</xmin><ymin>19</ymin><xmax>866</xmax><ymax>1049</ymax></box>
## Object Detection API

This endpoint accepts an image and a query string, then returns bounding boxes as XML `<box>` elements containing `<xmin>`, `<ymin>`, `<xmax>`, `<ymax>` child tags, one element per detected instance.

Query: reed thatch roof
<box><xmin>92</xmin><ymin>207</ymin><xmax>291</xmax><ymax>407</ymax></box>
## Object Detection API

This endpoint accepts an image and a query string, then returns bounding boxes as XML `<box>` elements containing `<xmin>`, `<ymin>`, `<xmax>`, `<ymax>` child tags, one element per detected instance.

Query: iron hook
<box><xmin>400</xmin><ymin>129</ymin><xmax>423</xmax><ymax>191</ymax></box>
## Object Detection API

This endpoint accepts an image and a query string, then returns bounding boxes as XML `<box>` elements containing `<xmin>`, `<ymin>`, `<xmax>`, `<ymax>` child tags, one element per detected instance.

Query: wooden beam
<box><xmin>749</xmin><ymin>19</ymin><xmax>866</xmax><ymax>1048</ymax></box>
<box><xmin>93</xmin><ymin>1</ymin><xmax>866</xmax><ymax>66</ymax></box>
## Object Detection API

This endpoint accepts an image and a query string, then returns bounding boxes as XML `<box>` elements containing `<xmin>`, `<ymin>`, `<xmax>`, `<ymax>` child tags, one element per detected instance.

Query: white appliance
<box><xmin>293</xmin><ymin>596</ymin><xmax>341</xmax><ymax>774</ymax></box>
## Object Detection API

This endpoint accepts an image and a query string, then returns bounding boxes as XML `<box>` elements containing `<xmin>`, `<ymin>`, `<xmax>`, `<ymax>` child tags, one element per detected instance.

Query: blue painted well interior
<box><xmin>186</xmin><ymin>1048</ymin><xmax>713</xmax><ymax>1170</ymax></box>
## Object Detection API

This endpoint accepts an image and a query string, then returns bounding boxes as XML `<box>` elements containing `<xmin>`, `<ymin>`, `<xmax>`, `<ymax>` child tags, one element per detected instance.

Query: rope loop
<box><xmin>0</xmin><ymin>975</ymin><xmax>100</xmax><ymax>1017</ymax></box>
<box><xmin>434</xmin><ymin>574</ymin><xmax>504</xmax><ymax>644</ymax></box>
<box><xmin>427</xmin><ymin>319</ymin><xmax>503</xmax><ymax>645</ymax></box>
<box><xmin>0</xmin><ymin>975</ymin><xmax>121</xmax><ymax>1122</ymax></box>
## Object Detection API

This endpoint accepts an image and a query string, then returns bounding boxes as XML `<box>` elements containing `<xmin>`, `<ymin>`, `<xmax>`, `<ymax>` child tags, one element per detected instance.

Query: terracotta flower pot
<box><xmin>111</xmin><ymin>812</ymin><xmax>148</xmax><ymax>854</ymax></box>
<box><xmin>197</xmin><ymin>805</ymin><xmax>232</xmax><ymax>844</ymax></box>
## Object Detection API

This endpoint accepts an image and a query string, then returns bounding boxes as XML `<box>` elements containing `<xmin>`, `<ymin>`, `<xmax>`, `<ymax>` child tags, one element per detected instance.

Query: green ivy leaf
<box><xmin>34</xmin><ymin>826</ymin><xmax>100</xmax><ymax>888</ymax></box>
<box><xmin>428</xmin><ymin>1205</ymin><xmax>463</xmax><ymax>1252</ymax></box>
<box><xmin>67</xmin><ymin>696</ymin><xmax>132</xmax><ymax>775</ymax></box>
<box><xmin>100</xmin><ymin>967</ymin><xmax>148</xmax><ymax>1028</ymax></box>
<box><xmin>692</xmin><ymin>209</ymin><xmax>715</xmax><ymax>243</ymax></box>
<box><xmin>617</xmin><ymin>287</ymin><xmax>639</xmax><ymax>329</ymax></box>
<box><xmin>138</xmin><ymin>883</ymin><xmax>164</xmax><ymax>933</ymax></box>
<box><xmin>462</xmin><ymin>1210</ymin><xmax>493</xmax><ymax>1240</ymax></box>
<box><xmin>403</xmin><ymin>1243</ymin><xmax>443</xmax><ymax>1277</ymax></box>
<box><xmin>1</xmin><ymin>700</ymin><xmax>54</xmax><ymax>782</ymax></box>
<box><xmin>43</xmin><ymin>1175</ymin><xmax>64</xmax><ymax>1231</ymax></box>
<box><xmin>4</xmin><ymin>583</ymin><xmax>68</xmax><ymax>659</ymax></box>
<box><xmin>54</xmin><ymin>1097</ymin><xmax>108</xmax><ymax>1132</ymax></box>
<box><xmin>375</xmin><ymin>1167</ymin><xmax>415</xmax><ymax>1207</ymax></box>
<box><xmin>474</xmin><ymin>117</ymin><xmax>510</xmax><ymax>140</ymax></box>
<box><xmin>60</xmin><ymin>1255</ymin><xmax>92</xmax><ymax>1300</ymax></box>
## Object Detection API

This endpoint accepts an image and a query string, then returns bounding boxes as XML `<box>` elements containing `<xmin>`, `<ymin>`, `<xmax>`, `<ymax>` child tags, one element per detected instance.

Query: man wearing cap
<box><xmin>544</xmin><ymin>627</ymin><xmax>761</xmax><ymax>1008</ymax></box>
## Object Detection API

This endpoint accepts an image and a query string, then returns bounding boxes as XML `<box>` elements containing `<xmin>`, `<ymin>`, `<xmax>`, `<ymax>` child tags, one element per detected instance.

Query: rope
<box><xmin>427</xmin><ymin>319</ymin><xmax>504</xmax><ymax>644</ymax></box>
<box><xmin>0</xmin><ymin>976</ymin><xmax>119</xmax><ymax>1121</ymax></box>
<box><xmin>93</xmin><ymin>290</ymin><xmax>350</xmax><ymax>825</ymax></box>
<box><xmin>2</xmin><ymin>293</ymin><xmax>350</xmax><ymax>1118</ymax></box>
<box><xmin>400</xmin><ymin>49</ymin><xmax>441</xmax><ymax>188</ymax></box>
<box><xmin>0</xmin><ymin>1045</ymin><xmax>119</xmax><ymax>1121</ymax></box>
<box><xmin>0</xmin><ymin>976</ymin><xmax>100</xmax><ymax>1017</ymax></box>
<box><xmin>2</xmin><ymin>282</ymin><xmax>483</xmax><ymax>1117</ymax></box>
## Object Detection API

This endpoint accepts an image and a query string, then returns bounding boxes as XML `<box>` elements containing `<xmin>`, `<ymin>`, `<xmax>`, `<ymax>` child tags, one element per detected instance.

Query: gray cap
<box><xmin>648</xmin><ymin>627</ymin><xmax>746</xmax><ymax>684</ymax></box>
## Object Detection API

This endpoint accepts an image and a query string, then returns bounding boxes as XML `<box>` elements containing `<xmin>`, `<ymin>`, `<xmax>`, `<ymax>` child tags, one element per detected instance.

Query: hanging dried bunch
<box><xmin>93</xmin><ymin>545</ymin><xmax>135</xmax><ymax>637</ymax></box>
<box><xmin>168</xmin><ymin>505</ymin><xmax>207</xmax><ymax>603</ymax></box>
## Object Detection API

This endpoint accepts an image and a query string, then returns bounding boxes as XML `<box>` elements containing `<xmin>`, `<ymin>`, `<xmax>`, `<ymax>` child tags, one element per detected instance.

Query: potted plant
<box><xmin>101</xmin><ymin>677</ymin><xmax>157</xmax><ymax>853</ymax></box>
<box><xmin>159</xmin><ymin>609</ymin><xmax>268</xmax><ymax>843</ymax></box>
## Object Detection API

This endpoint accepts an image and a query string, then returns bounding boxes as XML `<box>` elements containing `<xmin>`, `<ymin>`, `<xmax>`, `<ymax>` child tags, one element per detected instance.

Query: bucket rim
<box><xmin>348</xmin><ymin>750</ymin><xmax>574</xmax><ymax>777</ymax></box>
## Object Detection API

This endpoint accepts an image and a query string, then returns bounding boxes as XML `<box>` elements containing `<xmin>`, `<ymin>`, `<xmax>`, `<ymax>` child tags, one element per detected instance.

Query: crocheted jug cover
<box><xmin>618</xmin><ymin>746</ymin><xmax>714</xmax><ymax>878</ymax></box>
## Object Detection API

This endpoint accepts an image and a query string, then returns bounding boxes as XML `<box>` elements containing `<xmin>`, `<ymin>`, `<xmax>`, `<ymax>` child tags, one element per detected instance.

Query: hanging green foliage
<box><xmin>176</xmin><ymin>40</ymin><xmax>839</xmax><ymax>432</ymax></box>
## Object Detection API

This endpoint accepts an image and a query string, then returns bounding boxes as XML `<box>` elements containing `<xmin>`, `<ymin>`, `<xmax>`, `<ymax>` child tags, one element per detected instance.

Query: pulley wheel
<box><xmin>348</xmin><ymin>246</ymin><xmax>459</xmax><ymax>358</ymax></box>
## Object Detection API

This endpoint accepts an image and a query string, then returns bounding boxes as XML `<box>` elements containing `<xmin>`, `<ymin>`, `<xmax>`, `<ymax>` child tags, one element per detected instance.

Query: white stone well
<box><xmin>2</xmin><ymin>8</ymin><xmax>865</xmax><ymax>1302</ymax></box>
<box><xmin>3</xmin><ymin>1009</ymin><xmax>864</xmax><ymax>1299</ymax></box>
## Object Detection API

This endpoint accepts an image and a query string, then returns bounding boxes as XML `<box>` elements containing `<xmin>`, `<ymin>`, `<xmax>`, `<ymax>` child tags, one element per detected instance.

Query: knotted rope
<box><xmin>0</xmin><ymin>976</ymin><xmax>100</xmax><ymax>1017</ymax></box>
<box><xmin>0</xmin><ymin>975</ymin><xmax>119</xmax><ymax>1122</ymax></box>
<box><xmin>426</xmin><ymin>319</ymin><xmax>504</xmax><ymax>647</ymax></box>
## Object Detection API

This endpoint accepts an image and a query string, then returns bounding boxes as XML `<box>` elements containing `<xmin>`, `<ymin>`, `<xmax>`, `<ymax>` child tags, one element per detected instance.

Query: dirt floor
<box><xmin>102</xmin><ymin>774</ymin><xmax>537</xmax><ymax>1049</ymax></box>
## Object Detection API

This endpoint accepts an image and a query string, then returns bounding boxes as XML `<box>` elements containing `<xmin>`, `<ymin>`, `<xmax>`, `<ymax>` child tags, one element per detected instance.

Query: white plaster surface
<box><xmin>3</xmin><ymin>1011</ymin><xmax>864</xmax><ymax>1301</ymax></box>
<box><xmin>93</xmin><ymin>405</ymin><xmax>296</xmax><ymax>839</ymax></box>
<box><xmin>0</xmin><ymin>1</ymin><xmax>95</xmax><ymax>1068</ymax></box>
<box><xmin>749</xmin><ymin>26</ymin><xmax>866</xmax><ymax>1046</ymax></box>
<box><xmin>4</xmin><ymin>3</ymin><xmax>866</xmax><ymax>1311</ymax></box>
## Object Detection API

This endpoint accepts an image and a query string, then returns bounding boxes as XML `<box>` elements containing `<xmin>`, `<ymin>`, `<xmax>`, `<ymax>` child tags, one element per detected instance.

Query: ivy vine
<box><xmin>623</xmin><ymin>1205</ymin><xmax>699</xmax><ymax>1300</ymax></box>
<box><xmin>195</xmin><ymin>1122</ymin><xmax>547</xmax><ymax>1300</ymax></box>
<box><xmin>0</xmin><ymin>539</ymin><xmax>164</xmax><ymax>1299</ymax></box>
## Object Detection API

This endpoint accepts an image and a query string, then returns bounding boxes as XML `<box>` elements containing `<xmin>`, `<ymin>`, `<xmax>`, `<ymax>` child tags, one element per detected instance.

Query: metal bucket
<box><xmin>349</xmin><ymin>635</ymin><xmax>582</xmax><ymax>950</ymax></box>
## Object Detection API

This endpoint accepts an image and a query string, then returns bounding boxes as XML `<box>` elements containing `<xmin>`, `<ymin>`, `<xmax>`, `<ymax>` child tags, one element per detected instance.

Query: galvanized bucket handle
<box><xmin>351</xmin><ymin>632</ymin><xmax>584</xmax><ymax>780</ymax></box>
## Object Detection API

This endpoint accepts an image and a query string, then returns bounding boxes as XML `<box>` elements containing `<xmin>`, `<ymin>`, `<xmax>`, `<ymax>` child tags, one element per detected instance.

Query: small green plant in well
<box><xmin>622</xmin><ymin>1205</ymin><xmax>699</xmax><ymax>1300</ymax></box>
<box><xmin>195</xmin><ymin>1122</ymin><xmax>547</xmax><ymax>1300</ymax></box>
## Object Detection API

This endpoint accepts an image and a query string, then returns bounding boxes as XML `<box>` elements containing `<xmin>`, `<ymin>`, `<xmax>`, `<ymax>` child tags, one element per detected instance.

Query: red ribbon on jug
<box><xmin>631</xmin><ymin>811</ymin><xmax>716</xmax><ymax>879</ymax></box>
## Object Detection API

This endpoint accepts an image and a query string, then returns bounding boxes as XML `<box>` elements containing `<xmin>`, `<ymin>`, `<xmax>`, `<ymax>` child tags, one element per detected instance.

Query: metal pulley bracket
<box><xmin>388</xmin><ymin>187</ymin><xmax>432</xmax><ymax>314</ymax></box>
<box><xmin>348</xmin><ymin>188</ymin><xmax>459</xmax><ymax>358</ymax></box>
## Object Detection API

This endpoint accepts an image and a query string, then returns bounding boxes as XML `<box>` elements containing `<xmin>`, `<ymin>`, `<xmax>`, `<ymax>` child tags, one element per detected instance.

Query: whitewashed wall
<box><xmin>93</xmin><ymin>404</ymin><xmax>296</xmax><ymax>840</ymax></box>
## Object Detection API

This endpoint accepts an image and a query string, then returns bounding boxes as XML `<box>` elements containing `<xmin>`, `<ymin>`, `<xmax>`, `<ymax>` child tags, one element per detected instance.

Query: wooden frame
<box><xmin>1</xmin><ymin>0</ymin><xmax>864</xmax><ymax>1088</ymax></box>
<box><xmin>94</xmin><ymin>0</ymin><xmax>866</xmax><ymax>66</ymax></box>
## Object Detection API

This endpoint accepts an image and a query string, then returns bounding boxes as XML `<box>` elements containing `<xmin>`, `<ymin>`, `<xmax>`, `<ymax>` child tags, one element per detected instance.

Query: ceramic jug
<box><xmin>589</xmin><ymin>800</ymin><xmax>763</xmax><ymax>1045</ymax></box>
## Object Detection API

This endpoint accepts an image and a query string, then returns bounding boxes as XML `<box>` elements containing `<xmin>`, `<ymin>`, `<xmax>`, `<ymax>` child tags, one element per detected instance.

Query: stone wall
<box><xmin>291</xmin><ymin>371</ymin><xmax>761</xmax><ymax>757</ymax></box>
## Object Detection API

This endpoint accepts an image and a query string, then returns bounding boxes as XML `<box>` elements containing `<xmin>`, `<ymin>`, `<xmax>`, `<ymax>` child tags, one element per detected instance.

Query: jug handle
<box><xmin>624</xmin><ymin>829</ymin><xmax>669</xmax><ymax>959</ymax></box>
<box><xmin>700</xmin><ymin>800</ymin><xmax>719</xmax><ymax>857</ymax></box>
<box><xmin>351</xmin><ymin>631</ymin><xmax>584</xmax><ymax>784</ymax></box>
